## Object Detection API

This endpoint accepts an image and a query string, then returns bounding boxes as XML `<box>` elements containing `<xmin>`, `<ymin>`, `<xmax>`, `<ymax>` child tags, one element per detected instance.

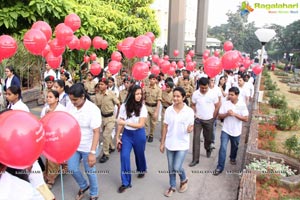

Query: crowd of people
<box><xmin>0</xmin><ymin>61</ymin><xmax>255</xmax><ymax>199</ymax></box>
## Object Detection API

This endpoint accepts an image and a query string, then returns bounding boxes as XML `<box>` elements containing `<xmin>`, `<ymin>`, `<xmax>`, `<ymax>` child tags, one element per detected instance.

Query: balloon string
<box><xmin>60</xmin><ymin>165</ymin><xmax>65</xmax><ymax>200</ymax></box>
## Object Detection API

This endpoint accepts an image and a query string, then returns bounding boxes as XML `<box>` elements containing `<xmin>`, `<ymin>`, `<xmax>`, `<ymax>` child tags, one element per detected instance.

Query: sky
<box><xmin>208</xmin><ymin>0</ymin><xmax>300</xmax><ymax>27</ymax></box>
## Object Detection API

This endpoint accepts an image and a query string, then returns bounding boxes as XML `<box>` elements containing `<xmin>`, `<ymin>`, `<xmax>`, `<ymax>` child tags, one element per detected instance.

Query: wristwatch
<box><xmin>90</xmin><ymin>150</ymin><xmax>96</xmax><ymax>155</ymax></box>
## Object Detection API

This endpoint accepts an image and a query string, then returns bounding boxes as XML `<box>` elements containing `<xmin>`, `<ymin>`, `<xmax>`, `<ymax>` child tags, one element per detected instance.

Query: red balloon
<box><xmin>132</xmin><ymin>62</ymin><xmax>149</xmax><ymax>80</ymax></box>
<box><xmin>223</xmin><ymin>41</ymin><xmax>234</xmax><ymax>51</ymax></box>
<box><xmin>171</xmin><ymin>61</ymin><xmax>177</xmax><ymax>68</ymax></box>
<box><xmin>167</xmin><ymin>66</ymin><xmax>176</xmax><ymax>76</ymax></box>
<box><xmin>90</xmin><ymin>53</ymin><xmax>97</xmax><ymax>61</ymax></box>
<box><xmin>41</xmin><ymin>44</ymin><xmax>50</xmax><ymax>58</ymax></box>
<box><xmin>152</xmin><ymin>54</ymin><xmax>159</xmax><ymax>63</ymax></box>
<box><xmin>173</xmin><ymin>49</ymin><xmax>179</xmax><ymax>57</ymax></box>
<box><xmin>49</xmin><ymin>38</ymin><xmax>65</xmax><ymax>56</ymax></box>
<box><xmin>185</xmin><ymin>54</ymin><xmax>192</xmax><ymax>63</ymax></box>
<box><xmin>111</xmin><ymin>51</ymin><xmax>122</xmax><ymax>62</ymax></box>
<box><xmin>243</xmin><ymin>58</ymin><xmax>252</xmax><ymax>68</ymax></box>
<box><xmin>80</xmin><ymin>36</ymin><xmax>91</xmax><ymax>50</ymax></box>
<box><xmin>177</xmin><ymin>60</ymin><xmax>184</xmax><ymax>69</ymax></box>
<box><xmin>204</xmin><ymin>56</ymin><xmax>222</xmax><ymax>78</ymax></box>
<box><xmin>92</xmin><ymin>36</ymin><xmax>103</xmax><ymax>49</ymax></box>
<box><xmin>188</xmin><ymin>50</ymin><xmax>195</xmax><ymax>57</ymax></box>
<box><xmin>252</xmin><ymin>64</ymin><xmax>263</xmax><ymax>75</ymax></box>
<box><xmin>46</xmin><ymin>51</ymin><xmax>62</xmax><ymax>69</ymax></box>
<box><xmin>121</xmin><ymin>37</ymin><xmax>135</xmax><ymax>59</ymax></box>
<box><xmin>117</xmin><ymin>42</ymin><xmax>123</xmax><ymax>51</ymax></box>
<box><xmin>23</xmin><ymin>29</ymin><xmax>47</xmax><ymax>55</ymax></box>
<box><xmin>100</xmin><ymin>40</ymin><xmax>108</xmax><ymax>50</ymax></box>
<box><xmin>163</xmin><ymin>55</ymin><xmax>169</xmax><ymax>61</ymax></box>
<box><xmin>186</xmin><ymin>62</ymin><xmax>195</xmax><ymax>72</ymax></box>
<box><xmin>41</xmin><ymin>111</ymin><xmax>81</xmax><ymax>163</ymax></box>
<box><xmin>204</xmin><ymin>49</ymin><xmax>210</xmax><ymax>54</ymax></box>
<box><xmin>108</xmin><ymin>60</ymin><xmax>122</xmax><ymax>75</ymax></box>
<box><xmin>67</xmin><ymin>35</ymin><xmax>80</xmax><ymax>50</ymax></box>
<box><xmin>64</xmin><ymin>13</ymin><xmax>81</xmax><ymax>32</ymax></box>
<box><xmin>83</xmin><ymin>55</ymin><xmax>90</xmax><ymax>63</ymax></box>
<box><xmin>55</xmin><ymin>23</ymin><xmax>73</xmax><ymax>45</ymax></box>
<box><xmin>144</xmin><ymin>32</ymin><xmax>155</xmax><ymax>43</ymax></box>
<box><xmin>157</xmin><ymin>58</ymin><xmax>164</xmax><ymax>67</ymax></box>
<box><xmin>133</xmin><ymin>35</ymin><xmax>152</xmax><ymax>58</ymax></box>
<box><xmin>32</xmin><ymin>21</ymin><xmax>52</xmax><ymax>42</ymax></box>
<box><xmin>214</xmin><ymin>51</ymin><xmax>220</xmax><ymax>57</ymax></box>
<box><xmin>0</xmin><ymin>35</ymin><xmax>17</xmax><ymax>59</ymax></box>
<box><xmin>203</xmin><ymin>52</ymin><xmax>209</xmax><ymax>60</ymax></box>
<box><xmin>0</xmin><ymin>110</ymin><xmax>45</xmax><ymax>169</ymax></box>
<box><xmin>160</xmin><ymin>60</ymin><xmax>171</xmax><ymax>74</ymax></box>
<box><xmin>151</xmin><ymin>65</ymin><xmax>160</xmax><ymax>75</ymax></box>
<box><xmin>221</xmin><ymin>50</ymin><xmax>241</xmax><ymax>70</ymax></box>
<box><xmin>90</xmin><ymin>62</ymin><xmax>101</xmax><ymax>76</ymax></box>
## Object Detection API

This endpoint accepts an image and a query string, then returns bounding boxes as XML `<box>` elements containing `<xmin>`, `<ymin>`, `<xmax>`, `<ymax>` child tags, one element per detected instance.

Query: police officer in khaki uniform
<box><xmin>43</xmin><ymin>75</ymin><xmax>55</xmax><ymax>104</ymax></box>
<box><xmin>118</xmin><ymin>76</ymin><xmax>135</xmax><ymax>103</ymax></box>
<box><xmin>95</xmin><ymin>78</ymin><xmax>120</xmax><ymax>163</ymax></box>
<box><xmin>177</xmin><ymin>69</ymin><xmax>194</xmax><ymax>91</ymax></box>
<box><xmin>144</xmin><ymin>74</ymin><xmax>162</xmax><ymax>143</ymax></box>
<box><xmin>160</xmin><ymin>81</ymin><xmax>174</xmax><ymax>137</ymax></box>
<box><xmin>84</xmin><ymin>72</ymin><xmax>97</xmax><ymax>103</ymax></box>
<box><xmin>182</xmin><ymin>77</ymin><xmax>194</xmax><ymax>106</ymax></box>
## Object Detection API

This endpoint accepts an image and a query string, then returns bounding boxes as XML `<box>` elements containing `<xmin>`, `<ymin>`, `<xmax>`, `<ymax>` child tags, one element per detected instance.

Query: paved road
<box><xmin>30</xmin><ymin>105</ymin><xmax>245</xmax><ymax>200</ymax></box>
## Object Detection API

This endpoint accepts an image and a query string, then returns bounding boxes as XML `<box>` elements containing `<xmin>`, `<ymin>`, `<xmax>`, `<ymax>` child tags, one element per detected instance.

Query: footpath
<box><xmin>30</xmin><ymin>105</ymin><xmax>247</xmax><ymax>200</ymax></box>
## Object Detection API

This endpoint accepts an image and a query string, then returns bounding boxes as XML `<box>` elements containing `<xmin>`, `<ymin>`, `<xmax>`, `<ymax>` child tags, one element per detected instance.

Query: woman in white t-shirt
<box><xmin>5</xmin><ymin>85</ymin><xmax>29</xmax><ymax>112</ymax></box>
<box><xmin>160</xmin><ymin>87</ymin><xmax>194</xmax><ymax>197</ymax></box>
<box><xmin>40</xmin><ymin>90</ymin><xmax>66</xmax><ymax>189</ymax></box>
<box><xmin>67</xmin><ymin>83</ymin><xmax>101</xmax><ymax>200</ymax></box>
<box><xmin>116</xmin><ymin>85</ymin><xmax>148</xmax><ymax>193</ymax></box>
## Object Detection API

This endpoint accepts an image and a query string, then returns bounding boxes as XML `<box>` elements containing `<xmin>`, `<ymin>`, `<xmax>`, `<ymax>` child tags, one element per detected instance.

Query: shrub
<box><xmin>276</xmin><ymin>109</ymin><xmax>300</xmax><ymax>130</ymax></box>
<box><xmin>246</xmin><ymin>158</ymin><xmax>296</xmax><ymax>177</ymax></box>
<box><xmin>269</xmin><ymin>95</ymin><xmax>287</xmax><ymax>109</ymax></box>
<box><xmin>284</xmin><ymin>135</ymin><xmax>299</xmax><ymax>155</ymax></box>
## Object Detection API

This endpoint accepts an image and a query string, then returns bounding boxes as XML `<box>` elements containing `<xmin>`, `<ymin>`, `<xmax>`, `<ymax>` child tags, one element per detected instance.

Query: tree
<box><xmin>0</xmin><ymin>0</ymin><xmax>160</xmax><ymax>69</ymax></box>
<box><xmin>208</xmin><ymin>11</ymin><xmax>261</xmax><ymax>58</ymax></box>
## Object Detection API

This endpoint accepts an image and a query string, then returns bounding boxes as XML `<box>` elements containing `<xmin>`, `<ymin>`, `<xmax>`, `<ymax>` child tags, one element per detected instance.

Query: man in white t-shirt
<box><xmin>189</xmin><ymin>77</ymin><xmax>219</xmax><ymax>167</ymax></box>
<box><xmin>213</xmin><ymin>87</ymin><xmax>249</xmax><ymax>175</ymax></box>
<box><xmin>243</xmin><ymin>74</ymin><xmax>254</xmax><ymax>102</ymax></box>
<box><xmin>208</xmin><ymin>77</ymin><xmax>222</xmax><ymax>148</ymax></box>
<box><xmin>237</xmin><ymin>76</ymin><xmax>250</xmax><ymax>106</ymax></box>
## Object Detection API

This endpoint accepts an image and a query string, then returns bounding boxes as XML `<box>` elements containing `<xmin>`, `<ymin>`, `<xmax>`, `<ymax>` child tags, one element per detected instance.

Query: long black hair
<box><xmin>55</xmin><ymin>79</ymin><xmax>69</xmax><ymax>94</ymax></box>
<box><xmin>173</xmin><ymin>86</ymin><xmax>189</xmax><ymax>105</ymax></box>
<box><xmin>7</xmin><ymin>85</ymin><xmax>22</xmax><ymax>100</ymax></box>
<box><xmin>125</xmin><ymin>84</ymin><xmax>143</xmax><ymax>118</ymax></box>
<box><xmin>218</xmin><ymin>76</ymin><xmax>226</xmax><ymax>91</ymax></box>
<box><xmin>68</xmin><ymin>83</ymin><xmax>91</xmax><ymax>101</ymax></box>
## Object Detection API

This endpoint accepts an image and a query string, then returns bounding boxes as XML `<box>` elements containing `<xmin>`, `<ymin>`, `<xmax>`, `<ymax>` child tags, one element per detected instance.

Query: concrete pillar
<box><xmin>167</xmin><ymin>0</ymin><xmax>186</xmax><ymax>61</ymax></box>
<box><xmin>194</xmin><ymin>0</ymin><xmax>209</xmax><ymax>65</ymax></box>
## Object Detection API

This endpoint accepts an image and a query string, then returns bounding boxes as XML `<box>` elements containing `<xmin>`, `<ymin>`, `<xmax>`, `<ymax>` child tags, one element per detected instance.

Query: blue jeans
<box><xmin>217</xmin><ymin>131</ymin><xmax>240</xmax><ymax>171</ymax></box>
<box><xmin>166</xmin><ymin>149</ymin><xmax>188</xmax><ymax>188</ymax></box>
<box><xmin>120</xmin><ymin>128</ymin><xmax>147</xmax><ymax>187</ymax></box>
<box><xmin>68</xmin><ymin>150</ymin><xmax>98</xmax><ymax>197</ymax></box>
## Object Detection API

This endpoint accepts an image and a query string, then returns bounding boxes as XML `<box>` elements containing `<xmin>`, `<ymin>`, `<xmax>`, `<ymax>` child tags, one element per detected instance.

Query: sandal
<box><xmin>178</xmin><ymin>179</ymin><xmax>188</xmax><ymax>193</ymax></box>
<box><xmin>90</xmin><ymin>196</ymin><xmax>98</xmax><ymax>200</ymax></box>
<box><xmin>164</xmin><ymin>187</ymin><xmax>176</xmax><ymax>197</ymax></box>
<box><xmin>75</xmin><ymin>185</ymin><xmax>90</xmax><ymax>200</ymax></box>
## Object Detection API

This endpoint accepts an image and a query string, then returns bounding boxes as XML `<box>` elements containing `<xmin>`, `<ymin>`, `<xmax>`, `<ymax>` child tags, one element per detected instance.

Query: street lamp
<box><xmin>254</xmin><ymin>28</ymin><xmax>276</xmax><ymax>110</ymax></box>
